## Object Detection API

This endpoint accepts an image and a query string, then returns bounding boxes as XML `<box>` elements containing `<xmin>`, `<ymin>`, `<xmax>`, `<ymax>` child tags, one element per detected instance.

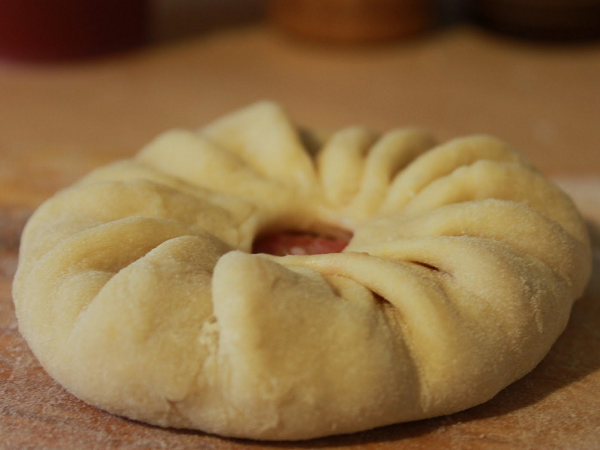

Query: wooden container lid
<box><xmin>268</xmin><ymin>0</ymin><xmax>434</xmax><ymax>43</ymax></box>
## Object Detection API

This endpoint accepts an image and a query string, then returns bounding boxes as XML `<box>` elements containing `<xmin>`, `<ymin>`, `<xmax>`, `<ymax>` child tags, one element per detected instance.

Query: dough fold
<box><xmin>13</xmin><ymin>101</ymin><xmax>592</xmax><ymax>440</ymax></box>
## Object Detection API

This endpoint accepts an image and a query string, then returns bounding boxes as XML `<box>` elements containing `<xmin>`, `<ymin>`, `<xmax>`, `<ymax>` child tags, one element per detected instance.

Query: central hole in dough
<box><xmin>252</xmin><ymin>228</ymin><xmax>352</xmax><ymax>256</ymax></box>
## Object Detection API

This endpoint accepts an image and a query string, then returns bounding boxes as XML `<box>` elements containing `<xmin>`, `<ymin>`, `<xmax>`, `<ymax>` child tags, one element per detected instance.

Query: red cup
<box><xmin>0</xmin><ymin>0</ymin><xmax>148</xmax><ymax>62</ymax></box>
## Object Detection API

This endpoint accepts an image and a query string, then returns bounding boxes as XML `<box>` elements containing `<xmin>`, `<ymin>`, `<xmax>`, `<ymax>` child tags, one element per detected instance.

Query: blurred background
<box><xmin>3</xmin><ymin>0</ymin><xmax>599</xmax><ymax>57</ymax></box>
<box><xmin>0</xmin><ymin>0</ymin><xmax>599</xmax><ymax>208</ymax></box>
<box><xmin>1</xmin><ymin>3</ymin><xmax>600</xmax><ymax>448</ymax></box>
<box><xmin>4</xmin><ymin>0</ymin><xmax>599</xmax><ymax>56</ymax></box>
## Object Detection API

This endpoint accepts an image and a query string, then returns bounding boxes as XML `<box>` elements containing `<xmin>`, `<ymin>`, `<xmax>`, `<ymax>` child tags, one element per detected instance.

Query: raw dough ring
<box><xmin>13</xmin><ymin>102</ymin><xmax>592</xmax><ymax>440</ymax></box>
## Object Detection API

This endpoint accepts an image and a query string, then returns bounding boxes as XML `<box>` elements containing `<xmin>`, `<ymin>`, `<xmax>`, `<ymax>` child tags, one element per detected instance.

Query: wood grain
<box><xmin>1</xmin><ymin>24</ymin><xmax>600</xmax><ymax>449</ymax></box>
<box><xmin>1</xmin><ymin>26</ymin><xmax>599</xmax><ymax>180</ymax></box>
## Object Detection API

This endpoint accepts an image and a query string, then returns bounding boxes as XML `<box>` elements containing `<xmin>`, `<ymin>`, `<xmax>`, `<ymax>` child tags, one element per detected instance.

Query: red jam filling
<box><xmin>252</xmin><ymin>231</ymin><xmax>351</xmax><ymax>256</ymax></box>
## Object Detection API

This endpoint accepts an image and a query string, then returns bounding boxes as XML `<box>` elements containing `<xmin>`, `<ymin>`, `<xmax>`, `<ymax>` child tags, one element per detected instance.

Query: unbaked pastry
<box><xmin>13</xmin><ymin>102</ymin><xmax>592</xmax><ymax>440</ymax></box>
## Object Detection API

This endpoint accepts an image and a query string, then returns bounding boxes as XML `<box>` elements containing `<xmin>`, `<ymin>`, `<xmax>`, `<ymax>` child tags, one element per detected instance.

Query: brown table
<box><xmin>1</xmin><ymin>25</ymin><xmax>600</xmax><ymax>449</ymax></box>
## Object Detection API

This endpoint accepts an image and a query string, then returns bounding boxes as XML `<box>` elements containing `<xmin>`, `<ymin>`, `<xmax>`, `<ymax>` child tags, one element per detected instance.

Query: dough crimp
<box><xmin>13</xmin><ymin>102</ymin><xmax>592</xmax><ymax>440</ymax></box>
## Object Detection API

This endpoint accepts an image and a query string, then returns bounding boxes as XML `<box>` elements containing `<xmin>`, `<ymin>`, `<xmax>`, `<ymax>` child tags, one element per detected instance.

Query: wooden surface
<box><xmin>1</xmin><ymin>24</ymin><xmax>600</xmax><ymax>449</ymax></box>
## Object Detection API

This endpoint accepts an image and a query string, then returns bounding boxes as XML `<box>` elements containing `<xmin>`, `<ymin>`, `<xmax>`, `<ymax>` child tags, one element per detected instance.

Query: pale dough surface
<box><xmin>13</xmin><ymin>102</ymin><xmax>592</xmax><ymax>440</ymax></box>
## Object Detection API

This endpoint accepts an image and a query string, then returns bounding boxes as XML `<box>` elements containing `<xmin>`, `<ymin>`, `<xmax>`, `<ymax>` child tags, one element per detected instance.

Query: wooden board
<box><xmin>2</xmin><ymin>24</ymin><xmax>600</xmax><ymax>449</ymax></box>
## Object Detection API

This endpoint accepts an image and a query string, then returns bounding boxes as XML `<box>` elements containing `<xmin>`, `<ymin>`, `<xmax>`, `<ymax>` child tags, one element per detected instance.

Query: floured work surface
<box><xmin>2</xmin><ymin>22</ymin><xmax>600</xmax><ymax>447</ymax></box>
<box><xmin>1</xmin><ymin>182</ymin><xmax>599</xmax><ymax>449</ymax></box>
